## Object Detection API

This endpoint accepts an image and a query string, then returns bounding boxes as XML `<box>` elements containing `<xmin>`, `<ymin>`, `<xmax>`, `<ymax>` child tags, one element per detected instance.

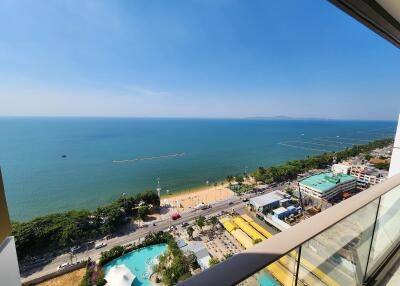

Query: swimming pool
<box><xmin>258</xmin><ymin>271</ymin><xmax>280</xmax><ymax>286</ymax></box>
<box><xmin>104</xmin><ymin>243</ymin><xmax>167</xmax><ymax>286</ymax></box>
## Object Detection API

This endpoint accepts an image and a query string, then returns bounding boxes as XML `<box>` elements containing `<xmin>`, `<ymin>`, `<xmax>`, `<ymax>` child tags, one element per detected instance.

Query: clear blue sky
<box><xmin>0</xmin><ymin>0</ymin><xmax>399</xmax><ymax>120</ymax></box>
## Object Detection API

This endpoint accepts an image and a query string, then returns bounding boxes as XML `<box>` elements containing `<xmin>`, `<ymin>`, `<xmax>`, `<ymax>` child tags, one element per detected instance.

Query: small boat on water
<box><xmin>61</xmin><ymin>155</ymin><xmax>67</xmax><ymax>158</ymax></box>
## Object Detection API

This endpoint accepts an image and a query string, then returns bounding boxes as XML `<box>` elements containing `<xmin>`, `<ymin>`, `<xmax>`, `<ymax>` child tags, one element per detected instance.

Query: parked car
<box><xmin>70</xmin><ymin>245</ymin><xmax>82</xmax><ymax>254</ymax></box>
<box><xmin>123</xmin><ymin>243</ymin><xmax>133</xmax><ymax>248</ymax></box>
<box><xmin>200</xmin><ymin>204</ymin><xmax>211</xmax><ymax>210</ymax></box>
<box><xmin>86</xmin><ymin>241</ymin><xmax>95</xmax><ymax>249</ymax></box>
<box><xmin>57</xmin><ymin>262</ymin><xmax>71</xmax><ymax>271</ymax></box>
<box><xmin>171</xmin><ymin>212</ymin><xmax>181</xmax><ymax>220</ymax></box>
<box><xmin>105</xmin><ymin>234</ymin><xmax>114</xmax><ymax>240</ymax></box>
<box><xmin>95</xmin><ymin>242</ymin><xmax>107</xmax><ymax>249</ymax></box>
<box><xmin>181</xmin><ymin>222</ymin><xmax>189</xmax><ymax>227</ymax></box>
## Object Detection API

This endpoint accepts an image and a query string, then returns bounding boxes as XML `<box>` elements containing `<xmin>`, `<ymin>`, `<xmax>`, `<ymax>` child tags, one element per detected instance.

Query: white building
<box><xmin>331</xmin><ymin>163</ymin><xmax>351</xmax><ymax>175</ymax></box>
<box><xmin>248</xmin><ymin>191</ymin><xmax>290</xmax><ymax>213</ymax></box>
<box><xmin>181</xmin><ymin>241</ymin><xmax>211</xmax><ymax>270</ymax></box>
<box><xmin>350</xmin><ymin>165</ymin><xmax>387</xmax><ymax>187</ymax></box>
<box><xmin>299</xmin><ymin>172</ymin><xmax>357</xmax><ymax>200</ymax></box>
<box><xmin>389</xmin><ymin>114</ymin><xmax>400</xmax><ymax>178</ymax></box>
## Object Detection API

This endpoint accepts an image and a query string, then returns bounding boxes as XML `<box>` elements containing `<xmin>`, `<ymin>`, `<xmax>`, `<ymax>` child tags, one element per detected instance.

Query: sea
<box><xmin>0</xmin><ymin>117</ymin><xmax>396</xmax><ymax>221</ymax></box>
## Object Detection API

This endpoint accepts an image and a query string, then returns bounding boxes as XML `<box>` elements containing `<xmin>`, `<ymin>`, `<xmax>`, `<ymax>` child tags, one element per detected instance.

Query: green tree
<box><xmin>251</xmin><ymin>138</ymin><xmax>393</xmax><ymax>184</ymax></box>
<box><xmin>186</xmin><ymin>226</ymin><xmax>194</xmax><ymax>240</ymax></box>
<box><xmin>285</xmin><ymin>188</ymin><xmax>294</xmax><ymax>196</ymax></box>
<box><xmin>99</xmin><ymin>246</ymin><xmax>125</xmax><ymax>266</ymax></box>
<box><xmin>135</xmin><ymin>190</ymin><xmax>160</xmax><ymax>207</ymax></box>
<box><xmin>96</xmin><ymin>268</ymin><xmax>106</xmax><ymax>286</ymax></box>
<box><xmin>209</xmin><ymin>257</ymin><xmax>220</xmax><ymax>267</ymax></box>
<box><xmin>80</xmin><ymin>265</ymin><xmax>94</xmax><ymax>286</ymax></box>
<box><xmin>195</xmin><ymin>216</ymin><xmax>206</xmax><ymax>232</ymax></box>
<box><xmin>223</xmin><ymin>253</ymin><xmax>233</xmax><ymax>260</ymax></box>
<box><xmin>208</xmin><ymin>216</ymin><xmax>218</xmax><ymax>230</ymax></box>
<box><xmin>373</xmin><ymin>162</ymin><xmax>390</xmax><ymax>170</ymax></box>
<box><xmin>186</xmin><ymin>252</ymin><xmax>199</xmax><ymax>269</ymax></box>
<box><xmin>155</xmin><ymin>239</ymin><xmax>192</xmax><ymax>286</ymax></box>
<box><xmin>235</xmin><ymin>175</ymin><xmax>244</xmax><ymax>184</ymax></box>
<box><xmin>137</xmin><ymin>205</ymin><xmax>150</xmax><ymax>221</ymax></box>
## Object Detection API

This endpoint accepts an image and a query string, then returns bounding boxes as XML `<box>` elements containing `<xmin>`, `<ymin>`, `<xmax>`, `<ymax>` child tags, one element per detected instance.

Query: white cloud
<box><xmin>122</xmin><ymin>85</ymin><xmax>169</xmax><ymax>97</ymax></box>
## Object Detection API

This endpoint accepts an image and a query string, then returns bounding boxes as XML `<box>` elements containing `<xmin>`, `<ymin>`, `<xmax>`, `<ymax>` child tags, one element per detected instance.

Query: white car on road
<box><xmin>95</xmin><ymin>242</ymin><xmax>107</xmax><ymax>249</ymax></box>
<box><xmin>57</xmin><ymin>262</ymin><xmax>71</xmax><ymax>271</ymax></box>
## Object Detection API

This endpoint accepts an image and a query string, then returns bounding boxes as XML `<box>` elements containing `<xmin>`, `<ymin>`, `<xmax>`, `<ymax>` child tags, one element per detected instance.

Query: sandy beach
<box><xmin>160</xmin><ymin>183</ymin><xmax>234</xmax><ymax>212</ymax></box>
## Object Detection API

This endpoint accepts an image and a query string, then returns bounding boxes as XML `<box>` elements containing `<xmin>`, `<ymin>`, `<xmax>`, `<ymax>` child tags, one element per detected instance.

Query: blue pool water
<box><xmin>104</xmin><ymin>243</ymin><xmax>167</xmax><ymax>286</ymax></box>
<box><xmin>258</xmin><ymin>271</ymin><xmax>280</xmax><ymax>286</ymax></box>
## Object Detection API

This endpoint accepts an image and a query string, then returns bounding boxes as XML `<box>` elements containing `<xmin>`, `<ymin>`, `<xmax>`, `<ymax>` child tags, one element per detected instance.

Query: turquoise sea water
<box><xmin>0</xmin><ymin>117</ymin><xmax>396</xmax><ymax>220</ymax></box>
<box><xmin>104</xmin><ymin>243</ymin><xmax>167</xmax><ymax>286</ymax></box>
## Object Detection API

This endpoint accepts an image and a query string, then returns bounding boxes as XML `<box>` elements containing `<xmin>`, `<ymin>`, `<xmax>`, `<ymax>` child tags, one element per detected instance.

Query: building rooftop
<box><xmin>300</xmin><ymin>172</ymin><xmax>356</xmax><ymax>193</ymax></box>
<box><xmin>176</xmin><ymin>239</ymin><xmax>188</xmax><ymax>248</ymax></box>
<box><xmin>273</xmin><ymin>207</ymin><xmax>287</xmax><ymax>215</ymax></box>
<box><xmin>249</xmin><ymin>191</ymin><xmax>287</xmax><ymax>207</ymax></box>
<box><xmin>352</xmin><ymin>165</ymin><xmax>388</xmax><ymax>177</ymax></box>
<box><xmin>181</xmin><ymin>241</ymin><xmax>209</xmax><ymax>260</ymax></box>
<box><xmin>197</xmin><ymin>255</ymin><xmax>211</xmax><ymax>270</ymax></box>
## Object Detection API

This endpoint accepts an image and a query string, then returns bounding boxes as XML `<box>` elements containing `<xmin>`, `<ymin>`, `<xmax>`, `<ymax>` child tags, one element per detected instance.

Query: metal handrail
<box><xmin>179</xmin><ymin>172</ymin><xmax>400</xmax><ymax>286</ymax></box>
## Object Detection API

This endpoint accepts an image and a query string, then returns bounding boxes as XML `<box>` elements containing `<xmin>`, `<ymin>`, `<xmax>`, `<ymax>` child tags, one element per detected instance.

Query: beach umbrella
<box><xmin>105</xmin><ymin>264</ymin><xmax>135</xmax><ymax>286</ymax></box>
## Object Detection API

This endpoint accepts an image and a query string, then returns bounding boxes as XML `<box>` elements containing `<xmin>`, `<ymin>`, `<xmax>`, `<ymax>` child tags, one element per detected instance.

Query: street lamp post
<box><xmin>297</xmin><ymin>182</ymin><xmax>305</xmax><ymax>216</ymax></box>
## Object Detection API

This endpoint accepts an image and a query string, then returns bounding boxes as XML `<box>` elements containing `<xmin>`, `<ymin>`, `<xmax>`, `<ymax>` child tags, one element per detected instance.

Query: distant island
<box><xmin>244</xmin><ymin>115</ymin><xmax>332</xmax><ymax>121</ymax></box>
<box><xmin>244</xmin><ymin>115</ymin><xmax>397</xmax><ymax>121</ymax></box>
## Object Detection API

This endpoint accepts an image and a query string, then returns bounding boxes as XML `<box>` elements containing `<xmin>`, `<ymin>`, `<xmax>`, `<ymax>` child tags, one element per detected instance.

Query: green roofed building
<box><xmin>299</xmin><ymin>172</ymin><xmax>357</xmax><ymax>200</ymax></box>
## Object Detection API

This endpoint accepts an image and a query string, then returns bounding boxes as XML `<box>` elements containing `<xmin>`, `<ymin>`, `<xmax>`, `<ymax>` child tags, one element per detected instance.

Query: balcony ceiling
<box><xmin>330</xmin><ymin>0</ymin><xmax>400</xmax><ymax>48</ymax></box>
<box><xmin>377</xmin><ymin>0</ymin><xmax>400</xmax><ymax>22</ymax></box>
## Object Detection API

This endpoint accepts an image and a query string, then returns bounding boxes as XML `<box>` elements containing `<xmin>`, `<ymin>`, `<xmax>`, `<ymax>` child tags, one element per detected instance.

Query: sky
<box><xmin>0</xmin><ymin>0</ymin><xmax>399</xmax><ymax>120</ymax></box>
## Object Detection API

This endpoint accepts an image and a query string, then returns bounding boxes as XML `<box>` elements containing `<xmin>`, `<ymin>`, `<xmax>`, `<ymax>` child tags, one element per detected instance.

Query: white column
<box><xmin>0</xmin><ymin>237</ymin><xmax>21</xmax><ymax>286</ymax></box>
<box><xmin>389</xmin><ymin>114</ymin><xmax>400</xmax><ymax>178</ymax></box>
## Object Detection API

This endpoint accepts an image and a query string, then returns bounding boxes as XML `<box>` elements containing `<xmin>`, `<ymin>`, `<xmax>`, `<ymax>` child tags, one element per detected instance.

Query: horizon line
<box><xmin>0</xmin><ymin>115</ymin><xmax>397</xmax><ymax>122</ymax></box>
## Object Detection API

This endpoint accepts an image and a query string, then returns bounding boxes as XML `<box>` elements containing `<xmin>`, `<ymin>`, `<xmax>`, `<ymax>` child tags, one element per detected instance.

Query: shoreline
<box><xmin>160</xmin><ymin>181</ymin><xmax>235</xmax><ymax>211</ymax></box>
<box><xmin>12</xmin><ymin>137</ymin><xmax>393</xmax><ymax>222</ymax></box>
<box><xmin>160</xmin><ymin>180</ymin><xmax>225</xmax><ymax>199</ymax></box>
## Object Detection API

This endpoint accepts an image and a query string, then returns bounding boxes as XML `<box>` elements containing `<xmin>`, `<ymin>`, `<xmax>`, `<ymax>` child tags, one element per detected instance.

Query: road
<box><xmin>21</xmin><ymin>186</ymin><xmax>286</xmax><ymax>283</ymax></box>
<box><xmin>20</xmin><ymin>194</ymin><xmax>250</xmax><ymax>283</ymax></box>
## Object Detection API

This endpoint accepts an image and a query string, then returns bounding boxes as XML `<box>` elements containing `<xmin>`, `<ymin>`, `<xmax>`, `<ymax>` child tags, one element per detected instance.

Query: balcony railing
<box><xmin>179</xmin><ymin>173</ymin><xmax>400</xmax><ymax>286</ymax></box>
